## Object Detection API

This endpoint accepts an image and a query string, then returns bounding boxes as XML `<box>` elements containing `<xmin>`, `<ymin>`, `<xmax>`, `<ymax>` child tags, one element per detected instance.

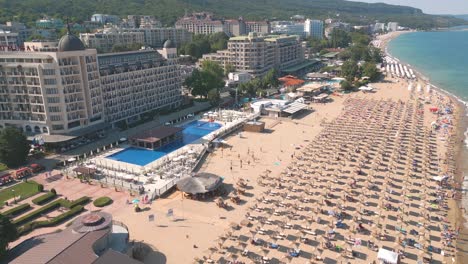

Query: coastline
<box><xmin>380</xmin><ymin>31</ymin><xmax>468</xmax><ymax>263</ymax></box>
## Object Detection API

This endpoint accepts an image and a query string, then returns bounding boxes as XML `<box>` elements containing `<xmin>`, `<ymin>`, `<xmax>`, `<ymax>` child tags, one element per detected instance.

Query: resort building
<box><xmin>202</xmin><ymin>33</ymin><xmax>305</xmax><ymax>76</ymax></box>
<box><xmin>0</xmin><ymin>30</ymin><xmax>19</xmax><ymax>49</ymax></box>
<box><xmin>80</xmin><ymin>28</ymin><xmax>145</xmax><ymax>53</ymax></box>
<box><xmin>304</xmin><ymin>19</ymin><xmax>324</xmax><ymax>39</ymax></box>
<box><xmin>224</xmin><ymin>19</ymin><xmax>247</xmax><ymax>37</ymax></box>
<box><xmin>373</xmin><ymin>22</ymin><xmax>386</xmax><ymax>33</ymax></box>
<box><xmin>387</xmin><ymin>22</ymin><xmax>399</xmax><ymax>32</ymax></box>
<box><xmin>98</xmin><ymin>41</ymin><xmax>182</xmax><ymax>125</ymax></box>
<box><xmin>0</xmin><ymin>30</ymin><xmax>104</xmax><ymax>137</ymax></box>
<box><xmin>175</xmin><ymin>12</ymin><xmax>225</xmax><ymax>35</ymax></box>
<box><xmin>124</xmin><ymin>27</ymin><xmax>192</xmax><ymax>48</ymax></box>
<box><xmin>176</xmin><ymin>13</ymin><xmax>269</xmax><ymax>36</ymax></box>
<box><xmin>325</xmin><ymin>22</ymin><xmax>351</xmax><ymax>38</ymax></box>
<box><xmin>0</xmin><ymin>22</ymin><xmax>33</xmax><ymax>46</ymax></box>
<box><xmin>245</xmin><ymin>21</ymin><xmax>271</xmax><ymax>35</ymax></box>
<box><xmin>7</xmin><ymin>212</ymin><xmax>139</xmax><ymax>264</ymax></box>
<box><xmin>271</xmin><ymin>21</ymin><xmax>306</xmax><ymax>37</ymax></box>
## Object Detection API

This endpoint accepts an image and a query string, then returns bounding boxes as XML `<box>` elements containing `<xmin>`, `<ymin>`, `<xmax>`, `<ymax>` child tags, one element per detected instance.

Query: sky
<box><xmin>353</xmin><ymin>0</ymin><xmax>468</xmax><ymax>15</ymax></box>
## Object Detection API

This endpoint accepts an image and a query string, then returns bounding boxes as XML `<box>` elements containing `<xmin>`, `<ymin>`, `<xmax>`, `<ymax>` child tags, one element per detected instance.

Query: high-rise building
<box><xmin>0</xmin><ymin>31</ymin><xmax>104</xmax><ymax>136</ymax></box>
<box><xmin>80</xmin><ymin>28</ymin><xmax>145</xmax><ymax>53</ymax></box>
<box><xmin>304</xmin><ymin>19</ymin><xmax>324</xmax><ymax>39</ymax></box>
<box><xmin>98</xmin><ymin>41</ymin><xmax>182</xmax><ymax>124</ymax></box>
<box><xmin>387</xmin><ymin>22</ymin><xmax>399</xmax><ymax>32</ymax></box>
<box><xmin>202</xmin><ymin>33</ymin><xmax>304</xmax><ymax>76</ymax></box>
<box><xmin>224</xmin><ymin>19</ymin><xmax>247</xmax><ymax>37</ymax></box>
<box><xmin>373</xmin><ymin>23</ymin><xmax>386</xmax><ymax>33</ymax></box>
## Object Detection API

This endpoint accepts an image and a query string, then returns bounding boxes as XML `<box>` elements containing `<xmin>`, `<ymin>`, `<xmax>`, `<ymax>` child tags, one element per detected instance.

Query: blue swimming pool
<box><xmin>107</xmin><ymin>121</ymin><xmax>222</xmax><ymax>166</ymax></box>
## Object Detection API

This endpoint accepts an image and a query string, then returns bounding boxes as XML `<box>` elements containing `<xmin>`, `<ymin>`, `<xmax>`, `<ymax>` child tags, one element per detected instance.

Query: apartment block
<box><xmin>80</xmin><ymin>28</ymin><xmax>145</xmax><ymax>53</ymax></box>
<box><xmin>202</xmin><ymin>33</ymin><xmax>304</xmax><ymax>76</ymax></box>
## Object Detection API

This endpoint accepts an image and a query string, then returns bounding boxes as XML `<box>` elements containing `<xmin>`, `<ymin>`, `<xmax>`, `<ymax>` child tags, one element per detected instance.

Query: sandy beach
<box><xmin>13</xmin><ymin>73</ymin><xmax>464</xmax><ymax>263</ymax></box>
<box><xmin>8</xmin><ymin>31</ymin><xmax>465</xmax><ymax>264</ymax></box>
<box><xmin>379</xmin><ymin>31</ymin><xmax>468</xmax><ymax>264</ymax></box>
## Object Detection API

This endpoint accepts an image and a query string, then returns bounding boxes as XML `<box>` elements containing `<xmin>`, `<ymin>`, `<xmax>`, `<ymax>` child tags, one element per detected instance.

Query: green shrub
<box><xmin>65</xmin><ymin>196</ymin><xmax>90</xmax><ymax>209</ymax></box>
<box><xmin>18</xmin><ymin>205</ymin><xmax>84</xmax><ymax>236</ymax></box>
<box><xmin>37</xmin><ymin>184</ymin><xmax>44</xmax><ymax>192</ymax></box>
<box><xmin>93</xmin><ymin>197</ymin><xmax>112</xmax><ymax>207</ymax></box>
<box><xmin>13</xmin><ymin>196</ymin><xmax>89</xmax><ymax>226</ymax></box>
<box><xmin>32</xmin><ymin>192</ymin><xmax>57</xmax><ymax>205</ymax></box>
<box><xmin>13</xmin><ymin>200</ymin><xmax>61</xmax><ymax>226</ymax></box>
<box><xmin>1</xmin><ymin>203</ymin><xmax>31</xmax><ymax>217</ymax></box>
<box><xmin>50</xmin><ymin>188</ymin><xmax>57</xmax><ymax>195</ymax></box>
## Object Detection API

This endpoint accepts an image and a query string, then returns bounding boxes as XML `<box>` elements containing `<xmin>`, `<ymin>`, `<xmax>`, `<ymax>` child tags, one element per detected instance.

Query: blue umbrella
<box><xmin>132</xmin><ymin>198</ymin><xmax>140</xmax><ymax>204</ymax></box>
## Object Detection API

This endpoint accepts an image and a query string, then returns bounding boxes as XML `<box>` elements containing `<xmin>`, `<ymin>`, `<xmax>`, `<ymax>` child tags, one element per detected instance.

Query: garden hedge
<box><xmin>18</xmin><ymin>205</ymin><xmax>84</xmax><ymax>235</ymax></box>
<box><xmin>93</xmin><ymin>197</ymin><xmax>112</xmax><ymax>207</ymax></box>
<box><xmin>32</xmin><ymin>192</ymin><xmax>57</xmax><ymax>205</ymax></box>
<box><xmin>1</xmin><ymin>203</ymin><xmax>31</xmax><ymax>217</ymax></box>
<box><xmin>13</xmin><ymin>196</ymin><xmax>90</xmax><ymax>226</ymax></box>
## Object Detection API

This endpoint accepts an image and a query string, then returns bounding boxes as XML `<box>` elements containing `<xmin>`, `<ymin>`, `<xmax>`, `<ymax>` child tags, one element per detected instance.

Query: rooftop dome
<box><xmin>58</xmin><ymin>27</ymin><xmax>85</xmax><ymax>52</ymax></box>
<box><xmin>163</xmin><ymin>39</ymin><xmax>175</xmax><ymax>49</ymax></box>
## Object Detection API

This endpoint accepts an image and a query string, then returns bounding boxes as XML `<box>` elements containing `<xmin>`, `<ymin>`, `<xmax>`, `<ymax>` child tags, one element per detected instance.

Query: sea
<box><xmin>388</xmin><ymin>28</ymin><xmax>468</xmax><ymax>228</ymax></box>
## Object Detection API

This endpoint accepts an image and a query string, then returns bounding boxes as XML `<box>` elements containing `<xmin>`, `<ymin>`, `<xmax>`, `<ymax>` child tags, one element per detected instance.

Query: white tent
<box><xmin>377</xmin><ymin>248</ymin><xmax>399</xmax><ymax>264</ymax></box>
<box><xmin>359</xmin><ymin>86</ymin><xmax>374</xmax><ymax>91</ymax></box>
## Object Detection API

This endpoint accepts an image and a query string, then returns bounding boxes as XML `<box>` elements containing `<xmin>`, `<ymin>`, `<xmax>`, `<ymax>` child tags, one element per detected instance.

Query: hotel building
<box><xmin>0</xmin><ymin>29</ymin><xmax>183</xmax><ymax>142</ymax></box>
<box><xmin>202</xmin><ymin>33</ymin><xmax>304</xmax><ymax>76</ymax></box>
<box><xmin>176</xmin><ymin>13</ymin><xmax>270</xmax><ymax>36</ymax></box>
<box><xmin>304</xmin><ymin>19</ymin><xmax>324</xmax><ymax>39</ymax></box>
<box><xmin>0</xmin><ymin>32</ymin><xmax>104</xmax><ymax>136</ymax></box>
<box><xmin>98</xmin><ymin>42</ymin><xmax>182</xmax><ymax>124</ymax></box>
<box><xmin>80</xmin><ymin>28</ymin><xmax>145</xmax><ymax>53</ymax></box>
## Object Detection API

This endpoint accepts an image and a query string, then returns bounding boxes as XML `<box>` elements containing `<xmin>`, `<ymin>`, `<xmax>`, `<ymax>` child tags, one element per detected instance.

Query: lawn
<box><xmin>0</xmin><ymin>163</ymin><xmax>7</xmax><ymax>172</ymax></box>
<box><xmin>0</xmin><ymin>181</ymin><xmax>40</xmax><ymax>205</ymax></box>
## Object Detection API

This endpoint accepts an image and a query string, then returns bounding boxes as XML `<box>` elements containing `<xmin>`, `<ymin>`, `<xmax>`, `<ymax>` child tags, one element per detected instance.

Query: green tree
<box><xmin>184</xmin><ymin>65</ymin><xmax>224</xmax><ymax>98</ymax></box>
<box><xmin>361</xmin><ymin>62</ymin><xmax>381</xmax><ymax>81</ymax></box>
<box><xmin>0</xmin><ymin>127</ymin><xmax>29</xmax><ymax>167</ymax></box>
<box><xmin>369</xmin><ymin>46</ymin><xmax>383</xmax><ymax>63</ymax></box>
<box><xmin>263</xmin><ymin>69</ymin><xmax>279</xmax><ymax>88</ymax></box>
<box><xmin>201</xmin><ymin>60</ymin><xmax>224</xmax><ymax>79</ymax></box>
<box><xmin>341</xmin><ymin>60</ymin><xmax>359</xmax><ymax>82</ymax></box>
<box><xmin>329</xmin><ymin>29</ymin><xmax>351</xmax><ymax>48</ymax></box>
<box><xmin>350</xmin><ymin>32</ymin><xmax>370</xmax><ymax>46</ymax></box>
<box><xmin>224</xmin><ymin>63</ymin><xmax>236</xmax><ymax>77</ymax></box>
<box><xmin>340</xmin><ymin>80</ymin><xmax>353</xmax><ymax>91</ymax></box>
<box><xmin>207</xmin><ymin>88</ymin><xmax>221</xmax><ymax>106</ymax></box>
<box><xmin>239</xmin><ymin>81</ymin><xmax>257</xmax><ymax>99</ymax></box>
<box><xmin>0</xmin><ymin>211</ymin><xmax>18</xmax><ymax>258</ymax></box>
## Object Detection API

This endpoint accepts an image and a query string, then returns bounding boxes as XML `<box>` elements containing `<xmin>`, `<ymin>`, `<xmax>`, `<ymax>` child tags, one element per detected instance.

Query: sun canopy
<box><xmin>377</xmin><ymin>248</ymin><xmax>399</xmax><ymax>264</ymax></box>
<box><xmin>176</xmin><ymin>173</ymin><xmax>223</xmax><ymax>194</ymax></box>
<box><xmin>282</xmin><ymin>102</ymin><xmax>308</xmax><ymax>114</ymax></box>
<box><xmin>359</xmin><ymin>86</ymin><xmax>374</xmax><ymax>91</ymax></box>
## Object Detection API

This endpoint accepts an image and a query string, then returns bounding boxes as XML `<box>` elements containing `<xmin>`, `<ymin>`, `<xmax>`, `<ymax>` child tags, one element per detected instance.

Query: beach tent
<box><xmin>176</xmin><ymin>172</ymin><xmax>223</xmax><ymax>195</ymax></box>
<box><xmin>377</xmin><ymin>248</ymin><xmax>399</xmax><ymax>264</ymax></box>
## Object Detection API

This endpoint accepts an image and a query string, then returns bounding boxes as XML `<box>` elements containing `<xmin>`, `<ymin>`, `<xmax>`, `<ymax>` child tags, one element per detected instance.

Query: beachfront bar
<box><xmin>129</xmin><ymin>127</ymin><xmax>183</xmax><ymax>150</ymax></box>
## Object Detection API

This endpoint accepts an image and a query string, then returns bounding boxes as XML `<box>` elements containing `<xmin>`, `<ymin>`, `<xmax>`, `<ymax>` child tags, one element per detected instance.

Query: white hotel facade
<box><xmin>0</xmin><ymin>30</ymin><xmax>182</xmax><ymax>142</ymax></box>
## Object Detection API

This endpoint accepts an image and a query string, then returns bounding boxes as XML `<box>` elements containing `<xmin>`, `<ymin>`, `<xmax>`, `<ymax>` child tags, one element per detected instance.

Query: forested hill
<box><xmin>0</xmin><ymin>0</ymin><xmax>465</xmax><ymax>29</ymax></box>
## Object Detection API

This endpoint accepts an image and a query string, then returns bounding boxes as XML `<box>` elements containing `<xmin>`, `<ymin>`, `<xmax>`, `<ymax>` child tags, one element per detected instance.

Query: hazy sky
<box><xmin>354</xmin><ymin>0</ymin><xmax>468</xmax><ymax>14</ymax></box>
